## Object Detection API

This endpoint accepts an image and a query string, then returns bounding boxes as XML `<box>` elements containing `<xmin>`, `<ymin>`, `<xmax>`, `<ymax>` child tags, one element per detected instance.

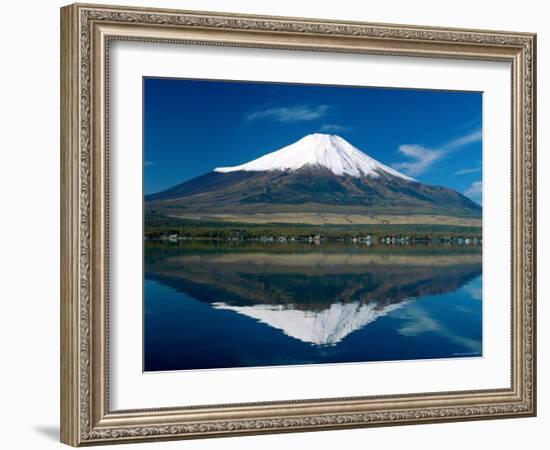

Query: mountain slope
<box><xmin>146</xmin><ymin>134</ymin><xmax>481</xmax><ymax>218</ymax></box>
<box><xmin>215</xmin><ymin>133</ymin><xmax>414</xmax><ymax>180</ymax></box>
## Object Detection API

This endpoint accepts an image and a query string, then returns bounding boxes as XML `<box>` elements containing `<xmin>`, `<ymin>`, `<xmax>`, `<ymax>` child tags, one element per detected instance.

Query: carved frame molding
<box><xmin>60</xmin><ymin>3</ymin><xmax>536</xmax><ymax>446</ymax></box>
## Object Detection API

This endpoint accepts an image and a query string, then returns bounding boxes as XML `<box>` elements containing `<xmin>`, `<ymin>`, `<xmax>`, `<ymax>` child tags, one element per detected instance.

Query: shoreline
<box><xmin>145</xmin><ymin>213</ymin><xmax>482</xmax><ymax>244</ymax></box>
<box><xmin>146</xmin><ymin>234</ymin><xmax>482</xmax><ymax>246</ymax></box>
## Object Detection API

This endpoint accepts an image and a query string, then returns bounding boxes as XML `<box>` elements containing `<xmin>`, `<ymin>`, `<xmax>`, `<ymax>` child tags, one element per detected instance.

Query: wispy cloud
<box><xmin>393</xmin><ymin>129</ymin><xmax>482</xmax><ymax>177</ymax></box>
<box><xmin>319</xmin><ymin>124</ymin><xmax>352</xmax><ymax>133</ymax></box>
<box><xmin>144</xmin><ymin>160</ymin><xmax>155</xmax><ymax>166</ymax></box>
<box><xmin>245</xmin><ymin>104</ymin><xmax>330</xmax><ymax>123</ymax></box>
<box><xmin>450</xmin><ymin>117</ymin><xmax>482</xmax><ymax>134</ymax></box>
<box><xmin>455</xmin><ymin>167</ymin><xmax>481</xmax><ymax>175</ymax></box>
<box><xmin>442</xmin><ymin>129</ymin><xmax>482</xmax><ymax>151</ymax></box>
<box><xmin>464</xmin><ymin>180</ymin><xmax>482</xmax><ymax>203</ymax></box>
<box><xmin>393</xmin><ymin>145</ymin><xmax>444</xmax><ymax>177</ymax></box>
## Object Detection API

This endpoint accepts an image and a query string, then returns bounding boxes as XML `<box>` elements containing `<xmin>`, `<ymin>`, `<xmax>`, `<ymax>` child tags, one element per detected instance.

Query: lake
<box><xmin>144</xmin><ymin>242</ymin><xmax>482</xmax><ymax>371</ymax></box>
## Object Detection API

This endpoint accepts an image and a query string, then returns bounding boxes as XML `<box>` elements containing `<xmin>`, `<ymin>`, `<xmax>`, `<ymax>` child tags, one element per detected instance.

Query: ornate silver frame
<box><xmin>60</xmin><ymin>3</ymin><xmax>536</xmax><ymax>446</ymax></box>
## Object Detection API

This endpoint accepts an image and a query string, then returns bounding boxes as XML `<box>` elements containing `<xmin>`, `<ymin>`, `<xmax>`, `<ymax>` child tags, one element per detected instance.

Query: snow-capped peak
<box><xmin>214</xmin><ymin>133</ymin><xmax>414</xmax><ymax>180</ymax></box>
<box><xmin>212</xmin><ymin>300</ymin><xmax>408</xmax><ymax>346</ymax></box>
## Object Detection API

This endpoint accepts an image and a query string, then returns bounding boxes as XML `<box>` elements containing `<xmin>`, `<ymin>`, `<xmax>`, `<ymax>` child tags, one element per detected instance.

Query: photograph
<box><xmin>57</xmin><ymin>2</ymin><xmax>537</xmax><ymax>446</ymax></box>
<box><xmin>143</xmin><ymin>78</ymin><xmax>483</xmax><ymax>372</ymax></box>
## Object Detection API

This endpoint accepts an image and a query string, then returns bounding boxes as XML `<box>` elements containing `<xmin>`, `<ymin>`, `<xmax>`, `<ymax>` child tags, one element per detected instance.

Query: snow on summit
<box><xmin>212</xmin><ymin>301</ymin><xmax>408</xmax><ymax>346</ymax></box>
<box><xmin>214</xmin><ymin>133</ymin><xmax>414</xmax><ymax>180</ymax></box>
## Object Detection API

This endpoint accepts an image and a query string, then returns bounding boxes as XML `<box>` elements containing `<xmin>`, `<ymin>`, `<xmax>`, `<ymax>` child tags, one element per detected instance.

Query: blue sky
<box><xmin>144</xmin><ymin>77</ymin><xmax>482</xmax><ymax>203</ymax></box>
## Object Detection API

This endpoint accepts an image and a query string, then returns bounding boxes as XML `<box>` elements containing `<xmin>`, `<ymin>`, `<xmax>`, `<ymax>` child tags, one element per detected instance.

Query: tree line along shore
<box><xmin>144</xmin><ymin>214</ymin><xmax>482</xmax><ymax>244</ymax></box>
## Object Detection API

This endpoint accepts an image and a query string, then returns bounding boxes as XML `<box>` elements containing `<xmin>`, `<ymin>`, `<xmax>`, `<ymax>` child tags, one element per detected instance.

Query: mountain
<box><xmin>214</xmin><ymin>133</ymin><xmax>414</xmax><ymax>179</ymax></box>
<box><xmin>145</xmin><ymin>244</ymin><xmax>482</xmax><ymax>345</ymax></box>
<box><xmin>146</xmin><ymin>133</ymin><xmax>481</xmax><ymax>219</ymax></box>
<box><xmin>212</xmin><ymin>301</ymin><xmax>407</xmax><ymax>346</ymax></box>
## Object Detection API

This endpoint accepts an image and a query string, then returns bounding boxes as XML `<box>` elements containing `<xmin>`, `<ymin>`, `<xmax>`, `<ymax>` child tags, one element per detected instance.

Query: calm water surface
<box><xmin>144</xmin><ymin>242</ymin><xmax>482</xmax><ymax>371</ymax></box>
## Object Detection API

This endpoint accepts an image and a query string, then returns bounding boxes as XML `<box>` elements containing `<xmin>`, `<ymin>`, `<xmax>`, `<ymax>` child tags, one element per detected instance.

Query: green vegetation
<box><xmin>145</xmin><ymin>213</ymin><xmax>482</xmax><ymax>241</ymax></box>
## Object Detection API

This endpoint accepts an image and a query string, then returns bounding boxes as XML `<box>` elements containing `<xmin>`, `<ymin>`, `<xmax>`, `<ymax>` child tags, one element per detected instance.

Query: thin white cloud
<box><xmin>455</xmin><ymin>167</ymin><xmax>481</xmax><ymax>175</ymax></box>
<box><xmin>393</xmin><ymin>145</ymin><xmax>444</xmax><ymax>177</ymax></box>
<box><xmin>319</xmin><ymin>124</ymin><xmax>352</xmax><ymax>133</ymax></box>
<box><xmin>451</xmin><ymin>117</ymin><xmax>482</xmax><ymax>134</ymax></box>
<box><xmin>144</xmin><ymin>160</ymin><xmax>155</xmax><ymax>166</ymax></box>
<box><xmin>442</xmin><ymin>129</ymin><xmax>482</xmax><ymax>151</ymax></box>
<box><xmin>393</xmin><ymin>129</ymin><xmax>482</xmax><ymax>177</ymax></box>
<box><xmin>245</xmin><ymin>104</ymin><xmax>330</xmax><ymax>123</ymax></box>
<box><xmin>464</xmin><ymin>180</ymin><xmax>482</xmax><ymax>202</ymax></box>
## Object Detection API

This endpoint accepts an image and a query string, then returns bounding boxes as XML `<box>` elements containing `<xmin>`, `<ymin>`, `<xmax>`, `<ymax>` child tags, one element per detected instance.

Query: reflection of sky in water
<box><xmin>144</xmin><ymin>244</ymin><xmax>482</xmax><ymax>371</ymax></box>
<box><xmin>463</xmin><ymin>279</ymin><xmax>483</xmax><ymax>300</ymax></box>
<box><xmin>390</xmin><ymin>276</ymin><xmax>482</xmax><ymax>354</ymax></box>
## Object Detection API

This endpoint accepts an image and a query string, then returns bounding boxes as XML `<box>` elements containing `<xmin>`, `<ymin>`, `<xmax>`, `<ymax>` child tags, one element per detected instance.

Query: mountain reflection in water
<box><xmin>144</xmin><ymin>242</ymin><xmax>482</xmax><ymax>371</ymax></box>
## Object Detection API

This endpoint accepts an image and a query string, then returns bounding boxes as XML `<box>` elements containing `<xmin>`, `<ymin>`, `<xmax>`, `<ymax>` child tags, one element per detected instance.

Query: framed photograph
<box><xmin>60</xmin><ymin>3</ymin><xmax>536</xmax><ymax>446</ymax></box>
